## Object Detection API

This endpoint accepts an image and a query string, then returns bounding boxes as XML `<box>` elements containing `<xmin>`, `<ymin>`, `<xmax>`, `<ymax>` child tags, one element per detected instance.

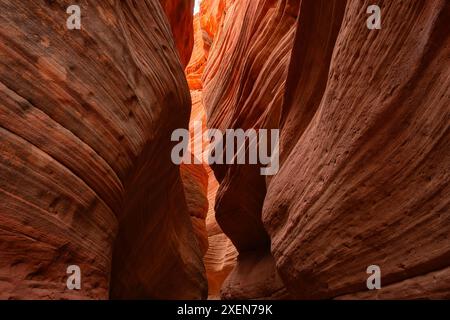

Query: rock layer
<box><xmin>185</xmin><ymin>6</ymin><xmax>238</xmax><ymax>299</ymax></box>
<box><xmin>0</xmin><ymin>0</ymin><xmax>206</xmax><ymax>299</ymax></box>
<box><xmin>1</xmin><ymin>0</ymin><xmax>448</xmax><ymax>301</ymax></box>
<box><xmin>202</xmin><ymin>0</ymin><xmax>300</xmax><ymax>299</ymax></box>
<box><xmin>160</xmin><ymin>0</ymin><xmax>195</xmax><ymax>67</ymax></box>
<box><xmin>203</xmin><ymin>0</ymin><xmax>450</xmax><ymax>299</ymax></box>
<box><xmin>199</xmin><ymin>0</ymin><xmax>233</xmax><ymax>53</ymax></box>
<box><xmin>264</xmin><ymin>0</ymin><xmax>449</xmax><ymax>299</ymax></box>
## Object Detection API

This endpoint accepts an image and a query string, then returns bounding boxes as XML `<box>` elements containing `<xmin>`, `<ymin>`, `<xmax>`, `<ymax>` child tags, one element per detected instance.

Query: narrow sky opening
<box><xmin>194</xmin><ymin>0</ymin><xmax>201</xmax><ymax>14</ymax></box>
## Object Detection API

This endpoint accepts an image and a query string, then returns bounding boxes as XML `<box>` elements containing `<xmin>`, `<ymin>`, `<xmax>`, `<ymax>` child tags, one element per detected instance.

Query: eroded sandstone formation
<box><xmin>0</xmin><ymin>0</ymin><xmax>206</xmax><ymax>299</ymax></box>
<box><xmin>199</xmin><ymin>0</ymin><xmax>233</xmax><ymax>53</ymax></box>
<box><xmin>160</xmin><ymin>0</ymin><xmax>195</xmax><ymax>67</ymax></box>
<box><xmin>1</xmin><ymin>0</ymin><xmax>448</xmax><ymax>301</ymax></box>
<box><xmin>264</xmin><ymin>0</ymin><xmax>450</xmax><ymax>299</ymax></box>
<box><xmin>202</xmin><ymin>0</ymin><xmax>301</xmax><ymax>299</ymax></box>
<box><xmin>186</xmin><ymin>15</ymin><xmax>206</xmax><ymax>90</ymax></box>
<box><xmin>202</xmin><ymin>0</ymin><xmax>449</xmax><ymax>299</ymax></box>
<box><xmin>185</xmin><ymin>5</ymin><xmax>238</xmax><ymax>299</ymax></box>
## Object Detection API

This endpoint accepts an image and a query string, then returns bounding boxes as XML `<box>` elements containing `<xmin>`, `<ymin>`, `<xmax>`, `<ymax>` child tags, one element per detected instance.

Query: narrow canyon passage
<box><xmin>0</xmin><ymin>0</ymin><xmax>448</xmax><ymax>300</ymax></box>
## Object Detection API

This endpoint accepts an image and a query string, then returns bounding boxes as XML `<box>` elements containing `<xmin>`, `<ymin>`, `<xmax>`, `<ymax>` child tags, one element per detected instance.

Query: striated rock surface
<box><xmin>185</xmin><ymin>90</ymin><xmax>238</xmax><ymax>298</ymax></box>
<box><xmin>2</xmin><ymin>0</ymin><xmax>448</xmax><ymax>301</ymax></box>
<box><xmin>202</xmin><ymin>0</ymin><xmax>300</xmax><ymax>299</ymax></box>
<box><xmin>337</xmin><ymin>266</ymin><xmax>450</xmax><ymax>300</ymax></box>
<box><xmin>203</xmin><ymin>0</ymin><xmax>449</xmax><ymax>299</ymax></box>
<box><xmin>0</xmin><ymin>0</ymin><xmax>206</xmax><ymax>299</ymax></box>
<box><xmin>180</xmin><ymin>91</ymin><xmax>210</xmax><ymax>257</ymax></box>
<box><xmin>160</xmin><ymin>0</ymin><xmax>195</xmax><ymax>67</ymax></box>
<box><xmin>181</xmin><ymin>161</ymin><xmax>209</xmax><ymax>256</ymax></box>
<box><xmin>204</xmin><ymin>191</ymin><xmax>238</xmax><ymax>299</ymax></box>
<box><xmin>203</xmin><ymin>0</ymin><xmax>299</xmax><ymax>132</ymax></box>
<box><xmin>263</xmin><ymin>0</ymin><xmax>449</xmax><ymax>299</ymax></box>
<box><xmin>199</xmin><ymin>0</ymin><xmax>233</xmax><ymax>53</ymax></box>
<box><xmin>186</xmin><ymin>15</ymin><xmax>207</xmax><ymax>90</ymax></box>
<box><xmin>185</xmin><ymin>6</ymin><xmax>238</xmax><ymax>298</ymax></box>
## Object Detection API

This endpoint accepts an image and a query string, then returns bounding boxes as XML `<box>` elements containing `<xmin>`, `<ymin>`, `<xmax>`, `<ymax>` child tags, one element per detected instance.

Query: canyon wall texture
<box><xmin>264</xmin><ymin>0</ymin><xmax>450</xmax><ymax>299</ymax></box>
<box><xmin>160</xmin><ymin>0</ymin><xmax>195</xmax><ymax>67</ymax></box>
<box><xmin>1</xmin><ymin>0</ymin><xmax>448</xmax><ymax>301</ymax></box>
<box><xmin>202</xmin><ymin>0</ymin><xmax>300</xmax><ymax>299</ymax></box>
<box><xmin>185</xmin><ymin>6</ymin><xmax>238</xmax><ymax>299</ymax></box>
<box><xmin>203</xmin><ymin>0</ymin><xmax>449</xmax><ymax>299</ymax></box>
<box><xmin>0</xmin><ymin>0</ymin><xmax>206</xmax><ymax>299</ymax></box>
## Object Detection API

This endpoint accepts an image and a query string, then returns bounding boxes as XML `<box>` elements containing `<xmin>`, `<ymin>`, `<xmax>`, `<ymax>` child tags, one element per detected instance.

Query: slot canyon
<box><xmin>0</xmin><ymin>0</ymin><xmax>449</xmax><ymax>300</ymax></box>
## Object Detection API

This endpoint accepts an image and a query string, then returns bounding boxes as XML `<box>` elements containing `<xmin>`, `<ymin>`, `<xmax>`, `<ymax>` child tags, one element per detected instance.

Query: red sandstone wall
<box><xmin>185</xmin><ymin>4</ymin><xmax>239</xmax><ymax>299</ymax></box>
<box><xmin>202</xmin><ymin>0</ymin><xmax>450</xmax><ymax>299</ymax></box>
<box><xmin>0</xmin><ymin>0</ymin><xmax>206</xmax><ymax>300</ymax></box>
<box><xmin>0</xmin><ymin>0</ymin><xmax>448</xmax><ymax>301</ymax></box>
<box><xmin>160</xmin><ymin>0</ymin><xmax>195</xmax><ymax>67</ymax></box>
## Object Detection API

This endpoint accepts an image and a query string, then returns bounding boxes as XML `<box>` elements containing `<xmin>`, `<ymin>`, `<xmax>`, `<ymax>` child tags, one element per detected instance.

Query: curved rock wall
<box><xmin>264</xmin><ymin>0</ymin><xmax>450</xmax><ymax>299</ymax></box>
<box><xmin>202</xmin><ymin>0</ymin><xmax>300</xmax><ymax>299</ymax></box>
<box><xmin>0</xmin><ymin>0</ymin><xmax>206</xmax><ymax>299</ymax></box>
<box><xmin>160</xmin><ymin>0</ymin><xmax>195</xmax><ymax>67</ymax></box>
<box><xmin>1</xmin><ymin>0</ymin><xmax>448</xmax><ymax>301</ymax></box>
<box><xmin>203</xmin><ymin>0</ymin><xmax>450</xmax><ymax>299</ymax></box>
<box><xmin>199</xmin><ymin>0</ymin><xmax>233</xmax><ymax>53</ymax></box>
<box><xmin>185</xmin><ymin>5</ymin><xmax>238</xmax><ymax>299</ymax></box>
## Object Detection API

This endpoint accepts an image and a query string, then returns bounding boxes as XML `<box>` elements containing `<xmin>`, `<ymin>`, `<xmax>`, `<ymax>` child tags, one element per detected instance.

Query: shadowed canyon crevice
<box><xmin>0</xmin><ymin>0</ymin><xmax>448</xmax><ymax>300</ymax></box>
